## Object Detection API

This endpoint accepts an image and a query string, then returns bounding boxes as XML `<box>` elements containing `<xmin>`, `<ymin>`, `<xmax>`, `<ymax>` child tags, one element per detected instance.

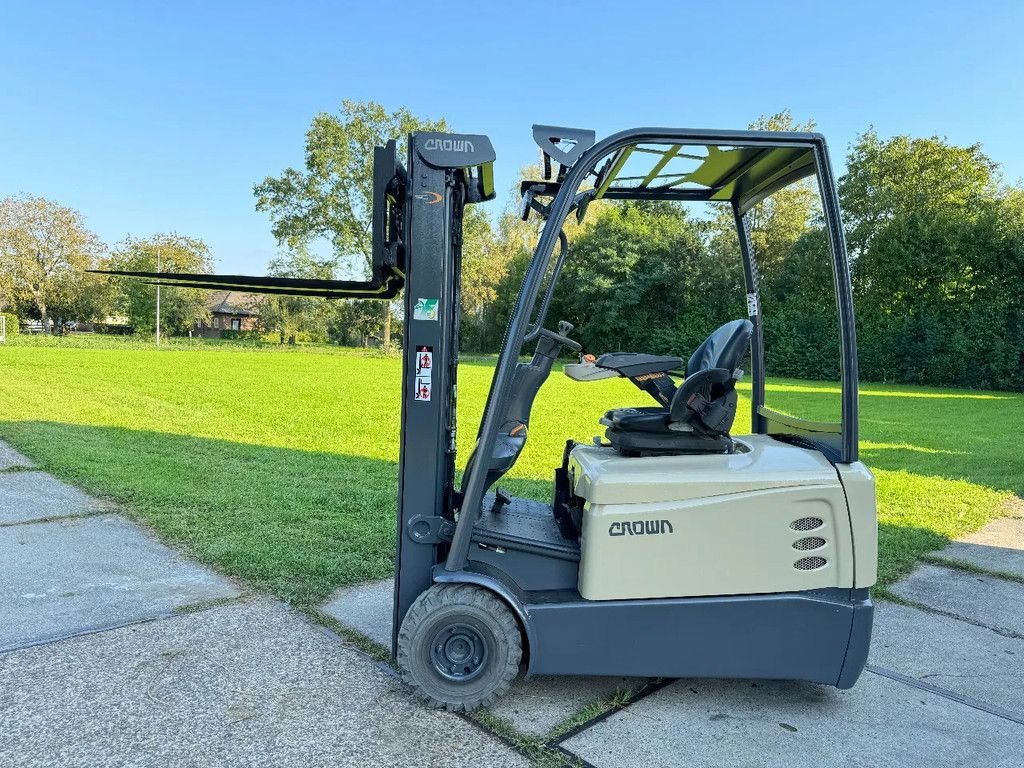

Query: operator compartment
<box><xmin>569</xmin><ymin>434</ymin><xmax>861</xmax><ymax>601</ymax></box>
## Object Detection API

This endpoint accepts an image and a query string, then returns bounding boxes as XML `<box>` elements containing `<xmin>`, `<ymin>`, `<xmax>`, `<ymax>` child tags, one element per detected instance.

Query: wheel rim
<box><xmin>429</xmin><ymin>622</ymin><xmax>489</xmax><ymax>682</ymax></box>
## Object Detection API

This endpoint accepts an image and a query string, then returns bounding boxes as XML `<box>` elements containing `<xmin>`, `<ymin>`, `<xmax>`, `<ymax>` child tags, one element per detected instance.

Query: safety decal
<box><xmin>746</xmin><ymin>292</ymin><xmax>759</xmax><ymax>317</ymax></box>
<box><xmin>414</xmin><ymin>345</ymin><xmax>433</xmax><ymax>401</ymax></box>
<box><xmin>413</xmin><ymin>298</ymin><xmax>439</xmax><ymax>321</ymax></box>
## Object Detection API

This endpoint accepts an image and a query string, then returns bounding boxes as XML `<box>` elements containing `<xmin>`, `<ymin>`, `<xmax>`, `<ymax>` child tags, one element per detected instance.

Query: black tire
<box><xmin>397</xmin><ymin>583</ymin><xmax>522</xmax><ymax>712</ymax></box>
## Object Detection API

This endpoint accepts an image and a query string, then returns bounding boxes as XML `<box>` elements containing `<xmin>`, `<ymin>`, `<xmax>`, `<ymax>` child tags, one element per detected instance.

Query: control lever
<box><xmin>538</xmin><ymin>321</ymin><xmax>582</xmax><ymax>353</ymax></box>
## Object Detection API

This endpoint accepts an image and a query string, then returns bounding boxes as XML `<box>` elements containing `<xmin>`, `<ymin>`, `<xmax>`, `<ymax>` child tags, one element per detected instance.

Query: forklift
<box><xmin>103</xmin><ymin>125</ymin><xmax>877</xmax><ymax>712</ymax></box>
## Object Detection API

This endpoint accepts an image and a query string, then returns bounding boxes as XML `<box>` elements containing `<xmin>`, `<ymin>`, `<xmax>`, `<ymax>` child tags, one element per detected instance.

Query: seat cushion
<box><xmin>610</xmin><ymin>407</ymin><xmax>672</xmax><ymax>433</ymax></box>
<box><xmin>605</xmin><ymin>426</ymin><xmax>733</xmax><ymax>456</ymax></box>
<box><xmin>602</xmin><ymin>406</ymin><xmax>668</xmax><ymax>433</ymax></box>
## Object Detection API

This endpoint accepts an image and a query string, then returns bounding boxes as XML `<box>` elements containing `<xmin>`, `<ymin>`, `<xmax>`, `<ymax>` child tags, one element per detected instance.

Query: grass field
<box><xmin>1</xmin><ymin>335</ymin><xmax>1020</xmax><ymax>606</ymax></box>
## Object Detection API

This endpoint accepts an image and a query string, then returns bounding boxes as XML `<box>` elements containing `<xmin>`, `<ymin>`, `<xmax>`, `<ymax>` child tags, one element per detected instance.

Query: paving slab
<box><xmin>323</xmin><ymin>577</ymin><xmax>393</xmax><ymax>647</ymax></box>
<box><xmin>323</xmin><ymin>578</ymin><xmax>650</xmax><ymax>737</ymax></box>
<box><xmin>0</xmin><ymin>441</ymin><xmax>35</xmax><ymax>471</ymax></box>
<box><xmin>870</xmin><ymin>601</ymin><xmax>1024</xmax><ymax>718</ymax></box>
<box><xmin>890</xmin><ymin>563</ymin><xmax>1024</xmax><ymax>637</ymax></box>
<box><xmin>0</xmin><ymin>470</ymin><xmax>105</xmax><ymax>524</ymax></box>
<box><xmin>490</xmin><ymin>674</ymin><xmax>645</xmax><ymax>737</ymax></box>
<box><xmin>560</xmin><ymin>673</ymin><xmax>1024</xmax><ymax>768</ymax></box>
<box><xmin>937</xmin><ymin>516</ymin><xmax>1024</xmax><ymax>579</ymax></box>
<box><xmin>0</xmin><ymin>515</ymin><xmax>240</xmax><ymax>651</ymax></box>
<box><xmin>0</xmin><ymin>599</ymin><xmax>527</xmax><ymax>768</ymax></box>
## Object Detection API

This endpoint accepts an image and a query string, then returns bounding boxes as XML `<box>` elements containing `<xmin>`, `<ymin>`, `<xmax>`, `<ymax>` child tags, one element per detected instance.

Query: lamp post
<box><xmin>155</xmin><ymin>249</ymin><xmax>161</xmax><ymax>347</ymax></box>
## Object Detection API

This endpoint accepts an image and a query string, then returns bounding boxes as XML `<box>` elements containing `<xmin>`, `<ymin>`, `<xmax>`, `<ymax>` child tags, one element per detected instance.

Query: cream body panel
<box><xmin>836</xmin><ymin>461</ymin><xmax>878</xmax><ymax>588</ymax></box>
<box><xmin>570</xmin><ymin>436</ymin><xmax>861</xmax><ymax>601</ymax></box>
<box><xmin>578</xmin><ymin>485</ymin><xmax>851</xmax><ymax>600</ymax></box>
<box><xmin>569</xmin><ymin>436</ymin><xmax>838</xmax><ymax>506</ymax></box>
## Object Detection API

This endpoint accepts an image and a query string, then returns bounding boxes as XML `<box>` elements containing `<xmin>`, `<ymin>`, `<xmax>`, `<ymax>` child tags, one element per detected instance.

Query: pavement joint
<box><xmin>459</xmin><ymin>710</ymin><xmax>568</xmax><ymax>768</ymax></box>
<box><xmin>866</xmin><ymin>664</ymin><xmax>1024</xmax><ymax>727</ymax></box>
<box><xmin>883</xmin><ymin>591</ymin><xmax>1024</xmax><ymax>641</ymax></box>
<box><xmin>0</xmin><ymin>592</ymin><xmax>254</xmax><ymax>656</ymax></box>
<box><xmin>0</xmin><ymin>507</ymin><xmax>108</xmax><ymax>528</ymax></box>
<box><xmin>922</xmin><ymin>553</ymin><xmax>1024</xmax><ymax>585</ymax></box>
<box><xmin>303</xmin><ymin>605</ymin><xmax>393</xmax><ymax>664</ymax></box>
<box><xmin>551</xmin><ymin>744</ymin><xmax>599</xmax><ymax>768</ymax></box>
<box><xmin>545</xmin><ymin>678</ymin><xmax>674</xmax><ymax>748</ymax></box>
<box><xmin>301</xmin><ymin>603</ymin><xmax>561</xmax><ymax>764</ymax></box>
<box><xmin>171</xmin><ymin>593</ymin><xmax>252</xmax><ymax>616</ymax></box>
<box><xmin>306</xmin><ymin>600</ymin><xmax>610</xmax><ymax>765</ymax></box>
<box><xmin>0</xmin><ymin>613</ymin><xmax>162</xmax><ymax>655</ymax></box>
<box><xmin>299</xmin><ymin>608</ymin><xmax>400</xmax><ymax>676</ymax></box>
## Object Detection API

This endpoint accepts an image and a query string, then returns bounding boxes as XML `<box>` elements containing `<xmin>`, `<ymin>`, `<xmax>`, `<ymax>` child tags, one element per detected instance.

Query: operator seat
<box><xmin>599</xmin><ymin>319</ymin><xmax>753</xmax><ymax>456</ymax></box>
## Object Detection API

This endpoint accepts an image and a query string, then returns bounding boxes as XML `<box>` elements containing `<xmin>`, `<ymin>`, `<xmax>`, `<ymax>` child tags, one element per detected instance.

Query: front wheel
<box><xmin>397</xmin><ymin>584</ymin><xmax>522</xmax><ymax>712</ymax></box>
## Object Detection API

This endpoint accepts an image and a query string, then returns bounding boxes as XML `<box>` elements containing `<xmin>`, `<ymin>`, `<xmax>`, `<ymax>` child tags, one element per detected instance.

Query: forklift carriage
<box><xmin>102</xmin><ymin>125</ymin><xmax>877</xmax><ymax>712</ymax></box>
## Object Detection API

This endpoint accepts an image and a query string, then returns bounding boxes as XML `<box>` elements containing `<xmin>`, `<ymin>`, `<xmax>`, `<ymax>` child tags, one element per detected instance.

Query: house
<box><xmin>195</xmin><ymin>291</ymin><xmax>261</xmax><ymax>338</ymax></box>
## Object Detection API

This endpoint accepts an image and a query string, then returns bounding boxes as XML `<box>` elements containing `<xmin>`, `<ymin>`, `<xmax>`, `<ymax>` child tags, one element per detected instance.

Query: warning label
<box><xmin>746</xmin><ymin>293</ymin><xmax>759</xmax><ymax>317</ymax></box>
<box><xmin>415</xmin><ymin>377</ymin><xmax>432</xmax><ymax>401</ymax></box>
<box><xmin>414</xmin><ymin>345</ymin><xmax>433</xmax><ymax>401</ymax></box>
<box><xmin>416</xmin><ymin>346</ymin><xmax>433</xmax><ymax>375</ymax></box>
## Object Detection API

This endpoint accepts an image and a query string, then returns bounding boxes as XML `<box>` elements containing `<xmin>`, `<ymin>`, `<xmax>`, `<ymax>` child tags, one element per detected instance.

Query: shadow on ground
<box><xmin>1</xmin><ymin>408</ymin><xmax>1017</xmax><ymax>603</ymax></box>
<box><xmin>0</xmin><ymin>421</ymin><xmax>553</xmax><ymax>605</ymax></box>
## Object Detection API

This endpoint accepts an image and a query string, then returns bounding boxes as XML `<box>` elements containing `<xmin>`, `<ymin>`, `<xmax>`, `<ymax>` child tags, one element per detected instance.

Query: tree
<box><xmin>47</xmin><ymin>269</ymin><xmax>116</xmax><ymax>329</ymax></box>
<box><xmin>327</xmin><ymin>299</ymin><xmax>388</xmax><ymax>347</ymax></box>
<box><xmin>839</xmin><ymin>129</ymin><xmax>999</xmax><ymax>258</ymax></box>
<box><xmin>839</xmin><ymin>131</ymin><xmax>1018</xmax><ymax>388</ymax></box>
<box><xmin>0</xmin><ymin>195</ymin><xmax>105</xmax><ymax>332</ymax></box>
<box><xmin>258</xmin><ymin>246</ymin><xmax>337</xmax><ymax>344</ymax></box>
<box><xmin>462</xmin><ymin>160</ymin><xmax>615</xmax><ymax>353</ymax></box>
<box><xmin>460</xmin><ymin>205</ymin><xmax>508</xmax><ymax>352</ymax></box>
<box><xmin>549</xmin><ymin>201</ymin><xmax>732</xmax><ymax>356</ymax></box>
<box><xmin>105</xmin><ymin>234</ymin><xmax>213</xmax><ymax>335</ymax></box>
<box><xmin>253</xmin><ymin>100</ymin><xmax>448</xmax><ymax>349</ymax></box>
<box><xmin>707</xmin><ymin>111</ymin><xmax>820</xmax><ymax>281</ymax></box>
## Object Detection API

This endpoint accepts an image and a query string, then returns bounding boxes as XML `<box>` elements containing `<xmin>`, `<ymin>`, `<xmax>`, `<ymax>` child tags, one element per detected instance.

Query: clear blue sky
<box><xmin>3</xmin><ymin>1</ymin><xmax>1022</xmax><ymax>274</ymax></box>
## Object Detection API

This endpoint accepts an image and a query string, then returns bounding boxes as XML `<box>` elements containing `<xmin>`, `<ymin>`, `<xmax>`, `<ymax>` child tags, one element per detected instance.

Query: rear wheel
<box><xmin>397</xmin><ymin>584</ymin><xmax>522</xmax><ymax>712</ymax></box>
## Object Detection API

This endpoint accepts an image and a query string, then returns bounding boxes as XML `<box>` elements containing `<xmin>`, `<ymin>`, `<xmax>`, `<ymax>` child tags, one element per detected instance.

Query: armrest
<box><xmin>564</xmin><ymin>362</ymin><xmax>619</xmax><ymax>382</ymax></box>
<box><xmin>594</xmin><ymin>352</ymin><xmax>683</xmax><ymax>378</ymax></box>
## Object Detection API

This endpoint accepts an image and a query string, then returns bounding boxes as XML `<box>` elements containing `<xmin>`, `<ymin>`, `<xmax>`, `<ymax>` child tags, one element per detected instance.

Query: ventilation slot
<box><xmin>794</xmin><ymin>556</ymin><xmax>827</xmax><ymax>571</ymax></box>
<box><xmin>790</xmin><ymin>517</ymin><xmax>824</xmax><ymax>531</ymax></box>
<box><xmin>793</xmin><ymin>536</ymin><xmax>826</xmax><ymax>551</ymax></box>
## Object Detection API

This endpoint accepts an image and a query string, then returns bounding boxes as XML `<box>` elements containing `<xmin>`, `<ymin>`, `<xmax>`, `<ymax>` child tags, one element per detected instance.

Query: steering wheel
<box><xmin>538</xmin><ymin>321</ymin><xmax>582</xmax><ymax>353</ymax></box>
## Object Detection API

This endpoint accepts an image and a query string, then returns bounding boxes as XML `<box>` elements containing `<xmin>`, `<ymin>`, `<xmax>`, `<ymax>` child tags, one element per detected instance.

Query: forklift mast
<box><xmin>385</xmin><ymin>133</ymin><xmax>496</xmax><ymax>653</ymax></box>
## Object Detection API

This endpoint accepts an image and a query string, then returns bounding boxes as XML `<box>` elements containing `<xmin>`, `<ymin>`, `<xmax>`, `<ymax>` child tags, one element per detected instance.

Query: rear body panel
<box><xmin>570</xmin><ymin>436</ymin><xmax>876</xmax><ymax>601</ymax></box>
<box><xmin>524</xmin><ymin>587</ymin><xmax>873</xmax><ymax>687</ymax></box>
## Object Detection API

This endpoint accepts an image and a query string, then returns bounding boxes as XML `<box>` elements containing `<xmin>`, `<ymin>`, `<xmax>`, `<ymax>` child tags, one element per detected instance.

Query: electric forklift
<box><xmin>102</xmin><ymin>125</ymin><xmax>877</xmax><ymax>712</ymax></box>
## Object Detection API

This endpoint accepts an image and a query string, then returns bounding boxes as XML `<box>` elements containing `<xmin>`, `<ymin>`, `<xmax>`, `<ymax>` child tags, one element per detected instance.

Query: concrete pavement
<box><xmin>0</xmin><ymin>442</ymin><xmax>528</xmax><ymax>767</ymax></box>
<box><xmin>0</xmin><ymin>599</ymin><xmax>528</xmax><ymax>768</ymax></box>
<box><xmin>4</xmin><ymin>436</ymin><xmax>1024</xmax><ymax>766</ymax></box>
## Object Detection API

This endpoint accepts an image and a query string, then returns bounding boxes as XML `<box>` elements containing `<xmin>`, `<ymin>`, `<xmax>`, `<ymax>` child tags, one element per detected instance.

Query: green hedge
<box><xmin>1</xmin><ymin>312</ymin><xmax>19</xmax><ymax>336</ymax></box>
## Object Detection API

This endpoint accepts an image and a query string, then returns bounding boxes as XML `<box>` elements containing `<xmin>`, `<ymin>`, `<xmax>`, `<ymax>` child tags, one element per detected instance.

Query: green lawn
<box><xmin>0</xmin><ymin>335</ymin><xmax>1019</xmax><ymax>605</ymax></box>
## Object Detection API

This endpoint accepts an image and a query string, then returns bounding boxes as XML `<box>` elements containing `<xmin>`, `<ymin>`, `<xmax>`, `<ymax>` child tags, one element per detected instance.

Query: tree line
<box><xmin>0</xmin><ymin>197</ymin><xmax>216</xmax><ymax>337</ymax></box>
<box><xmin>2</xmin><ymin>103</ymin><xmax>1021</xmax><ymax>390</ymax></box>
<box><xmin>467</xmin><ymin>114</ymin><xmax>1024</xmax><ymax>391</ymax></box>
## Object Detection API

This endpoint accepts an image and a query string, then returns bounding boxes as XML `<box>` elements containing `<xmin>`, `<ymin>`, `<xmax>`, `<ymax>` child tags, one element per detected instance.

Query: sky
<box><xmin>3</xmin><ymin>1</ymin><xmax>1023</xmax><ymax>274</ymax></box>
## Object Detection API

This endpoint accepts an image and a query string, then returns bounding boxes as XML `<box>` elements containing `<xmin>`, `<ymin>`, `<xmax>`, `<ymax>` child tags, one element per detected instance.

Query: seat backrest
<box><xmin>686</xmin><ymin>318</ymin><xmax>753</xmax><ymax>376</ymax></box>
<box><xmin>669</xmin><ymin>319</ymin><xmax>753</xmax><ymax>435</ymax></box>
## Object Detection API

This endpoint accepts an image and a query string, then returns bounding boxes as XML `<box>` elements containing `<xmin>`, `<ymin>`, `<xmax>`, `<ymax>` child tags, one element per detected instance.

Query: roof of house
<box><xmin>205</xmin><ymin>291</ymin><xmax>260</xmax><ymax>317</ymax></box>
